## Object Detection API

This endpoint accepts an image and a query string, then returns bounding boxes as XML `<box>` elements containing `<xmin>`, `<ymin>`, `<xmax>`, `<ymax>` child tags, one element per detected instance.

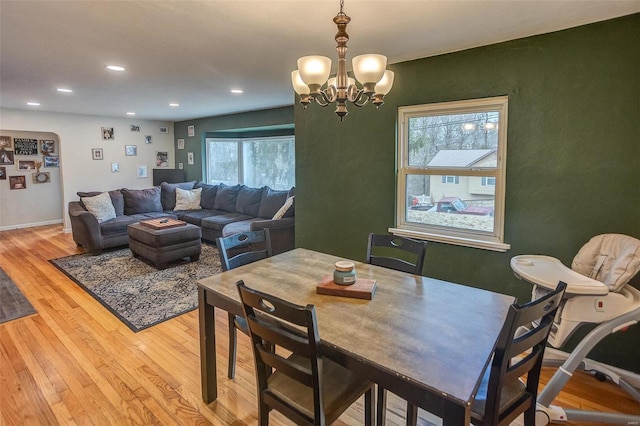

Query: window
<box><xmin>390</xmin><ymin>96</ymin><xmax>510</xmax><ymax>251</ymax></box>
<box><xmin>206</xmin><ymin>136</ymin><xmax>295</xmax><ymax>190</ymax></box>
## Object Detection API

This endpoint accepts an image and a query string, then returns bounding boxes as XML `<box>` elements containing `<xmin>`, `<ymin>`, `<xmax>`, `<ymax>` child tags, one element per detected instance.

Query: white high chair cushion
<box><xmin>572</xmin><ymin>234</ymin><xmax>640</xmax><ymax>292</ymax></box>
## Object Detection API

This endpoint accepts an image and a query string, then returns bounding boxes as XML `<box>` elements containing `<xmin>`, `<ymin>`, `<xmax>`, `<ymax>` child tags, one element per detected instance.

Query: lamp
<box><xmin>291</xmin><ymin>0</ymin><xmax>394</xmax><ymax>121</ymax></box>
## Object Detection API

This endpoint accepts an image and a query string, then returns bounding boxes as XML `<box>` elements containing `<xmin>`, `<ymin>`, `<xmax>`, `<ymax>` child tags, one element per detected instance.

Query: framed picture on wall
<box><xmin>177</xmin><ymin>139</ymin><xmax>185</xmax><ymax>149</ymax></box>
<box><xmin>156</xmin><ymin>151</ymin><xmax>168</xmax><ymax>167</ymax></box>
<box><xmin>0</xmin><ymin>166</ymin><xmax>6</xmax><ymax>180</ymax></box>
<box><xmin>137</xmin><ymin>165</ymin><xmax>148</xmax><ymax>178</ymax></box>
<box><xmin>41</xmin><ymin>139</ymin><xmax>56</xmax><ymax>155</ymax></box>
<box><xmin>111</xmin><ymin>162</ymin><xmax>120</xmax><ymax>173</ymax></box>
<box><xmin>145</xmin><ymin>135</ymin><xmax>152</xmax><ymax>144</ymax></box>
<box><xmin>125</xmin><ymin>145</ymin><xmax>137</xmax><ymax>156</ymax></box>
<box><xmin>187</xmin><ymin>152</ymin><xmax>194</xmax><ymax>165</ymax></box>
<box><xmin>44</xmin><ymin>156</ymin><xmax>59</xmax><ymax>167</ymax></box>
<box><xmin>18</xmin><ymin>160</ymin><xmax>37</xmax><ymax>170</ymax></box>
<box><xmin>0</xmin><ymin>149</ymin><xmax>14</xmax><ymax>165</ymax></box>
<box><xmin>187</xmin><ymin>125</ymin><xmax>195</xmax><ymax>137</ymax></box>
<box><xmin>9</xmin><ymin>175</ymin><xmax>26</xmax><ymax>190</ymax></box>
<box><xmin>159</xmin><ymin>126</ymin><xmax>169</xmax><ymax>134</ymax></box>
<box><xmin>0</xmin><ymin>136</ymin><xmax>12</xmax><ymax>150</ymax></box>
<box><xmin>92</xmin><ymin>148</ymin><xmax>103</xmax><ymax>160</ymax></box>
<box><xmin>102</xmin><ymin>127</ymin><xmax>114</xmax><ymax>140</ymax></box>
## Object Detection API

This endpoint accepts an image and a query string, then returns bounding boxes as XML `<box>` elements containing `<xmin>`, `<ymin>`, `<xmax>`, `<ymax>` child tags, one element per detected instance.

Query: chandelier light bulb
<box><xmin>352</xmin><ymin>54</ymin><xmax>387</xmax><ymax>86</ymax></box>
<box><xmin>291</xmin><ymin>71</ymin><xmax>310</xmax><ymax>95</ymax></box>
<box><xmin>374</xmin><ymin>71</ymin><xmax>395</xmax><ymax>96</ymax></box>
<box><xmin>297</xmin><ymin>56</ymin><xmax>332</xmax><ymax>87</ymax></box>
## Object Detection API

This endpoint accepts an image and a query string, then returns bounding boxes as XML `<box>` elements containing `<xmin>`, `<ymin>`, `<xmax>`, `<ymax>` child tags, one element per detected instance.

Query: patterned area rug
<box><xmin>0</xmin><ymin>267</ymin><xmax>36</xmax><ymax>324</ymax></box>
<box><xmin>50</xmin><ymin>245</ymin><xmax>222</xmax><ymax>332</ymax></box>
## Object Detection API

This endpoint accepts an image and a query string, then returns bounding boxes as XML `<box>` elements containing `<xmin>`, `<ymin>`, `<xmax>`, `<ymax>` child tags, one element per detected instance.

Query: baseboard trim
<box><xmin>0</xmin><ymin>219</ymin><xmax>64</xmax><ymax>232</ymax></box>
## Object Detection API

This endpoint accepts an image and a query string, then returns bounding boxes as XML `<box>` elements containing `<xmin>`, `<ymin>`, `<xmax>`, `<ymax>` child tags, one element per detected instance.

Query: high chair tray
<box><xmin>511</xmin><ymin>255</ymin><xmax>608</xmax><ymax>295</ymax></box>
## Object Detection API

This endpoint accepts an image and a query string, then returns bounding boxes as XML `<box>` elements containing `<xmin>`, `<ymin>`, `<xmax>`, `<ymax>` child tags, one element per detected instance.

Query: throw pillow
<box><xmin>122</xmin><ymin>187</ymin><xmax>163</xmax><ymax>215</ymax></box>
<box><xmin>213</xmin><ymin>183</ymin><xmax>240</xmax><ymax>212</ymax></box>
<box><xmin>235</xmin><ymin>185</ymin><xmax>264</xmax><ymax>217</ymax></box>
<box><xmin>160</xmin><ymin>181</ymin><xmax>196</xmax><ymax>210</ymax></box>
<box><xmin>81</xmin><ymin>192</ymin><xmax>116</xmax><ymax>223</ymax></box>
<box><xmin>257</xmin><ymin>187</ymin><xmax>289</xmax><ymax>219</ymax></box>
<box><xmin>77</xmin><ymin>190</ymin><xmax>124</xmax><ymax>216</ymax></box>
<box><xmin>174</xmin><ymin>187</ymin><xmax>203</xmax><ymax>210</ymax></box>
<box><xmin>272</xmin><ymin>196</ymin><xmax>295</xmax><ymax>220</ymax></box>
<box><xmin>195</xmin><ymin>181</ymin><xmax>218</xmax><ymax>209</ymax></box>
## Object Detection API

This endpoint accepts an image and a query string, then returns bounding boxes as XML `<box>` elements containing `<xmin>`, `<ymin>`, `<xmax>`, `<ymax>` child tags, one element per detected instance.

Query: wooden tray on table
<box><xmin>139</xmin><ymin>218</ymin><xmax>186</xmax><ymax>230</ymax></box>
<box><xmin>316</xmin><ymin>275</ymin><xmax>377</xmax><ymax>300</ymax></box>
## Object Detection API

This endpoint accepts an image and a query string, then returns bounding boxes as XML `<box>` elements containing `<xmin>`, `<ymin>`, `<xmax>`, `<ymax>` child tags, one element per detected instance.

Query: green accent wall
<box><xmin>174</xmin><ymin>106</ymin><xmax>294</xmax><ymax>182</ymax></box>
<box><xmin>295</xmin><ymin>14</ymin><xmax>640</xmax><ymax>372</ymax></box>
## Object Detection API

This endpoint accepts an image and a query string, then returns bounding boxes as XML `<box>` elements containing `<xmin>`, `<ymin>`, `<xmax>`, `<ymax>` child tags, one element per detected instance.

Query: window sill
<box><xmin>388</xmin><ymin>227</ymin><xmax>511</xmax><ymax>252</ymax></box>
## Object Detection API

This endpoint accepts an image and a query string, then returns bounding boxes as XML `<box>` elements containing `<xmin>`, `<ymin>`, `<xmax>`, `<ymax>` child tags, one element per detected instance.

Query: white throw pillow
<box><xmin>175</xmin><ymin>187</ymin><xmax>202</xmax><ymax>210</ymax></box>
<box><xmin>81</xmin><ymin>192</ymin><xmax>116</xmax><ymax>223</ymax></box>
<box><xmin>272</xmin><ymin>196</ymin><xmax>294</xmax><ymax>220</ymax></box>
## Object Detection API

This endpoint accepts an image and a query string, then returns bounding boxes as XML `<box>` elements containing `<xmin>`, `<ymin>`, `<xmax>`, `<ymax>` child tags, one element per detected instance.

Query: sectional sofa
<box><xmin>68</xmin><ymin>181</ymin><xmax>295</xmax><ymax>255</ymax></box>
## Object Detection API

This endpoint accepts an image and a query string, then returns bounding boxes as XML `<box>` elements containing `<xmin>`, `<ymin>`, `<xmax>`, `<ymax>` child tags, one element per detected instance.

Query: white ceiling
<box><xmin>1</xmin><ymin>1</ymin><xmax>638</xmax><ymax>122</ymax></box>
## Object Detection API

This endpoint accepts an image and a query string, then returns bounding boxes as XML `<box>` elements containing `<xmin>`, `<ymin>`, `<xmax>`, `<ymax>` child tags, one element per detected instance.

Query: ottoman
<box><xmin>128</xmin><ymin>221</ymin><xmax>202</xmax><ymax>269</ymax></box>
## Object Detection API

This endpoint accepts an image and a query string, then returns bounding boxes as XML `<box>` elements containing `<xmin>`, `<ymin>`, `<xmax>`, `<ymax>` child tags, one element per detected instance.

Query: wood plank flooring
<box><xmin>0</xmin><ymin>225</ymin><xmax>638</xmax><ymax>425</ymax></box>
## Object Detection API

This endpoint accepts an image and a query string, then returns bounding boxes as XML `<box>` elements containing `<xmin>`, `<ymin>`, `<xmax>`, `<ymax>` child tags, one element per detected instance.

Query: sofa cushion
<box><xmin>195</xmin><ymin>181</ymin><xmax>218</xmax><ymax>209</ymax></box>
<box><xmin>81</xmin><ymin>192</ymin><xmax>116</xmax><ymax>223</ymax></box>
<box><xmin>160</xmin><ymin>181</ymin><xmax>196</xmax><ymax>210</ymax></box>
<box><xmin>78</xmin><ymin>190</ymin><xmax>124</xmax><ymax>216</ymax></box>
<box><xmin>257</xmin><ymin>187</ymin><xmax>289</xmax><ymax>219</ymax></box>
<box><xmin>213</xmin><ymin>183</ymin><xmax>241</xmax><ymax>213</ymax></box>
<box><xmin>236</xmin><ymin>185</ymin><xmax>264</xmax><ymax>217</ymax></box>
<box><xmin>99</xmin><ymin>215</ymin><xmax>138</xmax><ymax>236</ymax></box>
<box><xmin>175</xmin><ymin>209</ymin><xmax>221</xmax><ymax>226</ymax></box>
<box><xmin>201</xmin><ymin>212</ymin><xmax>253</xmax><ymax>232</ymax></box>
<box><xmin>175</xmin><ymin>187</ymin><xmax>202</xmax><ymax>210</ymax></box>
<box><xmin>122</xmin><ymin>187</ymin><xmax>163</xmax><ymax>215</ymax></box>
<box><xmin>221</xmin><ymin>219</ymin><xmax>260</xmax><ymax>237</ymax></box>
<box><xmin>273</xmin><ymin>196</ymin><xmax>295</xmax><ymax>220</ymax></box>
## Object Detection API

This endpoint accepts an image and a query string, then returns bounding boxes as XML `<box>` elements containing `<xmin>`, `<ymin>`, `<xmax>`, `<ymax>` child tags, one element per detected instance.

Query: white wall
<box><xmin>0</xmin><ymin>108</ymin><xmax>175</xmax><ymax>231</ymax></box>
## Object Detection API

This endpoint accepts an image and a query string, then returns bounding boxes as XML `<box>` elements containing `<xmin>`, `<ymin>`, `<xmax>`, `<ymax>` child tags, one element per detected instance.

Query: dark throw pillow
<box><xmin>236</xmin><ymin>185</ymin><xmax>265</xmax><ymax>217</ymax></box>
<box><xmin>213</xmin><ymin>183</ymin><xmax>241</xmax><ymax>212</ymax></box>
<box><xmin>122</xmin><ymin>187</ymin><xmax>163</xmax><ymax>215</ymax></box>
<box><xmin>195</xmin><ymin>181</ymin><xmax>219</xmax><ymax>209</ymax></box>
<box><xmin>257</xmin><ymin>187</ymin><xmax>289</xmax><ymax>219</ymax></box>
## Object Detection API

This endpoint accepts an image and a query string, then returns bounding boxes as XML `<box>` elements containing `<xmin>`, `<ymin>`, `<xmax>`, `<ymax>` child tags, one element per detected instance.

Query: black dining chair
<box><xmin>216</xmin><ymin>230</ymin><xmax>273</xmax><ymax>379</ymax></box>
<box><xmin>366</xmin><ymin>233</ymin><xmax>427</xmax><ymax>275</ymax></box>
<box><xmin>367</xmin><ymin>233</ymin><xmax>427</xmax><ymax>424</ymax></box>
<box><xmin>406</xmin><ymin>281</ymin><xmax>567</xmax><ymax>426</ymax></box>
<box><xmin>236</xmin><ymin>280</ymin><xmax>375</xmax><ymax>426</ymax></box>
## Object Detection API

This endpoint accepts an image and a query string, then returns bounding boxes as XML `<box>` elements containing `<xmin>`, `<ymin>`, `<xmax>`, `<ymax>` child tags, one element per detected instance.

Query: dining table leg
<box><xmin>199</xmin><ymin>287</ymin><xmax>217</xmax><ymax>403</ymax></box>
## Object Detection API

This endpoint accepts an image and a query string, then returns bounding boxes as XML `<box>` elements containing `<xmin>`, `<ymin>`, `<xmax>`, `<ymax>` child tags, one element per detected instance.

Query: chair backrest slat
<box><xmin>217</xmin><ymin>230</ymin><xmax>272</xmax><ymax>271</ymax></box>
<box><xmin>366</xmin><ymin>233</ymin><xmax>427</xmax><ymax>275</ymax></box>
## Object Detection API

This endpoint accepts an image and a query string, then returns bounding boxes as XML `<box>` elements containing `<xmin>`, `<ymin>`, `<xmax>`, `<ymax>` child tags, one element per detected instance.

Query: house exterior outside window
<box><xmin>391</xmin><ymin>96</ymin><xmax>510</xmax><ymax>251</ymax></box>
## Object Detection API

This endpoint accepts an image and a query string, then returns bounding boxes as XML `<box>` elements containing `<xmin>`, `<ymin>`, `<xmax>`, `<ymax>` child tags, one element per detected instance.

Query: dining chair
<box><xmin>367</xmin><ymin>232</ymin><xmax>427</xmax><ymax>425</ymax></box>
<box><xmin>366</xmin><ymin>233</ymin><xmax>427</xmax><ymax>275</ymax></box>
<box><xmin>216</xmin><ymin>230</ymin><xmax>273</xmax><ymax>379</ymax></box>
<box><xmin>406</xmin><ymin>281</ymin><xmax>568</xmax><ymax>426</ymax></box>
<box><xmin>236</xmin><ymin>280</ymin><xmax>375</xmax><ymax>426</ymax></box>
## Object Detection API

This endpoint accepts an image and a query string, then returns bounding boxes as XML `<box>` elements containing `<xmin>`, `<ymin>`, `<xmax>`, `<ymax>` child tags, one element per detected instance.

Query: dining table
<box><xmin>197</xmin><ymin>248</ymin><xmax>515</xmax><ymax>425</ymax></box>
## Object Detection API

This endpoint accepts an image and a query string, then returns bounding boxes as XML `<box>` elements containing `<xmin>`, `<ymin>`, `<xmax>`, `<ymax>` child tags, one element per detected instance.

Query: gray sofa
<box><xmin>69</xmin><ymin>181</ymin><xmax>295</xmax><ymax>255</ymax></box>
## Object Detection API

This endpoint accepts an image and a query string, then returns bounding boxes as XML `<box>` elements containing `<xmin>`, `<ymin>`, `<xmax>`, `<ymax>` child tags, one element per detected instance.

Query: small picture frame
<box><xmin>159</xmin><ymin>126</ymin><xmax>169</xmax><ymax>134</ymax></box>
<box><xmin>18</xmin><ymin>160</ymin><xmax>37</xmax><ymax>170</ymax></box>
<box><xmin>137</xmin><ymin>165</ymin><xmax>148</xmax><ymax>178</ymax></box>
<box><xmin>145</xmin><ymin>135</ymin><xmax>152</xmax><ymax>144</ymax></box>
<box><xmin>187</xmin><ymin>152</ymin><xmax>194</xmax><ymax>165</ymax></box>
<box><xmin>156</xmin><ymin>151</ymin><xmax>169</xmax><ymax>167</ymax></box>
<box><xmin>32</xmin><ymin>172</ymin><xmax>51</xmax><ymax>184</ymax></box>
<box><xmin>0</xmin><ymin>136</ymin><xmax>12</xmax><ymax>150</ymax></box>
<box><xmin>102</xmin><ymin>127</ymin><xmax>114</xmax><ymax>140</ymax></box>
<box><xmin>178</xmin><ymin>162</ymin><xmax>184</xmax><ymax>170</ymax></box>
<box><xmin>125</xmin><ymin>145</ymin><xmax>137</xmax><ymax>156</ymax></box>
<box><xmin>111</xmin><ymin>162</ymin><xmax>120</xmax><ymax>173</ymax></box>
<box><xmin>92</xmin><ymin>148</ymin><xmax>103</xmax><ymax>160</ymax></box>
<box><xmin>130</xmin><ymin>125</ymin><xmax>140</xmax><ymax>132</ymax></box>
<box><xmin>9</xmin><ymin>175</ymin><xmax>26</xmax><ymax>190</ymax></box>
<box><xmin>0</xmin><ymin>149</ymin><xmax>14</xmax><ymax>165</ymax></box>
<box><xmin>177</xmin><ymin>138</ymin><xmax>185</xmax><ymax>150</ymax></box>
<box><xmin>44</xmin><ymin>156</ymin><xmax>59</xmax><ymax>167</ymax></box>
<box><xmin>187</xmin><ymin>125</ymin><xmax>195</xmax><ymax>137</ymax></box>
<box><xmin>0</xmin><ymin>166</ymin><xmax>6</xmax><ymax>180</ymax></box>
<box><xmin>41</xmin><ymin>139</ymin><xmax>56</xmax><ymax>155</ymax></box>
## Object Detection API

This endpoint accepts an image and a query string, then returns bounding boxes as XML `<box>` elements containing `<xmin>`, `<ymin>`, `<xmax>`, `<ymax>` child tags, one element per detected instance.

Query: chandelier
<box><xmin>291</xmin><ymin>0</ymin><xmax>394</xmax><ymax>121</ymax></box>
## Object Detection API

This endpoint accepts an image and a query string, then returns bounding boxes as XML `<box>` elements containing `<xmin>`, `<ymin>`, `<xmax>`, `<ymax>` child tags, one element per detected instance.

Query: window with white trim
<box><xmin>206</xmin><ymin>136</ymin><xmax>295</xmax><ymax>190</ymax></box>
<box><xmin>390</xmin><ymin>96</ymin><xmax>510</xmax><ymax>251</ymax></box>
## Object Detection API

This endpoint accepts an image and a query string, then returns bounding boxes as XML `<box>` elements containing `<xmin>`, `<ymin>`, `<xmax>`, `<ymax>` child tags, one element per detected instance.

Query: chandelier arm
<box><xmin>352</xmin><ymin>90</ymin><xmax>371</xmax><ymax>107</ymax></box>
<box><xmin>313</xmin><ymin>90</ymin><xmax>333</xmax><ymax>107</ymax></box>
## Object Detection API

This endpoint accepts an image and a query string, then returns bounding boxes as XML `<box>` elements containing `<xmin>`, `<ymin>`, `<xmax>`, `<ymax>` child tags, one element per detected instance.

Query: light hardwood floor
<box><xmin>0</xmin><ymin>225</ymin><xmax>637</xmax><ymax>425</ymax></box>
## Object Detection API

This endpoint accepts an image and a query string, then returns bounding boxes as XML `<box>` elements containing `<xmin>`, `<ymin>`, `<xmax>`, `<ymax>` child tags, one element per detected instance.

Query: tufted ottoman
<box><xmin>128</xmin><ymin>220</ymin><xmax>201</xmax><ymax>269</ymax></box>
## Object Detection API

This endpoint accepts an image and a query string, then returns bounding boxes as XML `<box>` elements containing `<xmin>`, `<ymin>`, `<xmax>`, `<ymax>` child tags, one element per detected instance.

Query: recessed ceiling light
<box><xmin>230</xmin><ymin>89</ymin><xmax>243</xmax><ymax>94</ymax></box>
<box><xmin>57</xmin><ymin>88</ymin><xmax>73</xmax><ymax>93</ymax></box>
<box><xmin>27</xmin><ymin>101</ymin><xmax>40</xmax><ymax>106</ymax></box>
<box><xmin>106</xmin><ymin>65</ymin><xmax>126</xmax><ymax>72</ymax></box>
<box><xmin>126</xmin><ymin>112</ymin><xmax>136</xmax><ymax>116</ymax></box>
<box><xmin>169</xmin><ymin>103</ymin><xmax>180</xmax><ymax>107</ymax></box>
